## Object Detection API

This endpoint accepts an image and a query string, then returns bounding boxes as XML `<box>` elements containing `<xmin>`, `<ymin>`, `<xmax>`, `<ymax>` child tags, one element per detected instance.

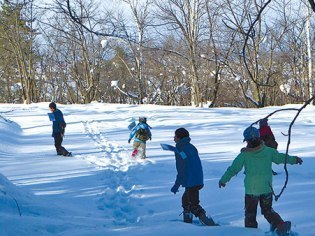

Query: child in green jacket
<box><xmin>219</xmin><ymin>126</ymin><xmax>303</xmax><ymax>235</ymax></box>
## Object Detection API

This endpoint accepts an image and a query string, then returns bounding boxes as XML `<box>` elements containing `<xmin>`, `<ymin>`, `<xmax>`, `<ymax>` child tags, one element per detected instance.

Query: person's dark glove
<box><xmin>149</xmin><ymin>137</ymin><xmax>152</xmax><ymax>141</ymax></box>
<box><xmin>218</xmin><ymin>181</ymin><xmax>226</xmax><ymax>188</ymax></box>
<box><xmin>128</xmin><ymin>139</ymin><xmax>131</xmax><ymax>144</ymax></box>
<box><xmin>296</xmin><ymin>157</ymin><xmax>303</xmax><ymax>165</ymax></box>
<box><xmin>171</xmin><ymin>183</ymin><xmax>180</xmax><ymax>194</ymax></box>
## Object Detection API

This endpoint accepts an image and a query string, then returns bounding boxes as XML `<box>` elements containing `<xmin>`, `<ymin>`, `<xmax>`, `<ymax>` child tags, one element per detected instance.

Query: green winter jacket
<box><xmin>220</xmin><ymin>143</ymin><xmax>298</xmax><ymax>195</ymax></box>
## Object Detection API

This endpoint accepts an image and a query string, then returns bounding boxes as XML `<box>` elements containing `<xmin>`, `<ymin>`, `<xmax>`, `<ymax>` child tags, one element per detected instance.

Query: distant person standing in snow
<box><xmin>259</xmin><ymin>118</ymin><xmax>278</xmax><ymax>175</ymax></box>
<box><xmin>49</xmin><ymin>102</ymin><xmax>71</xmax><ymax>157</ymax></box>
<box><xmin>128</xmin><ymin>117</ymin><xmax>151</xmax><ymax>159</ymax></box>
<box><xmin>259</xmin><ymin>118</ymin><xmax>278</xmax><ymax>149</ymax></box>
<box><xmin>171</xmin><ymin>128</ymin><xmax>217</xmax><ymax>226</ymax></box>
<box><xmin>219</xmin><ymin>126</ymin><xmax>303</xmax><ymax>235</ymax></box>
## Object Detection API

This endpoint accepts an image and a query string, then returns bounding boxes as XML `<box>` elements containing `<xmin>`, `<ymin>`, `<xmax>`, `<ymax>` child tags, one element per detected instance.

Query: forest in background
<box><xmin>0</xmin><ymin>0</ymin><xmax>315</xmax><ymax>108</ymax></box>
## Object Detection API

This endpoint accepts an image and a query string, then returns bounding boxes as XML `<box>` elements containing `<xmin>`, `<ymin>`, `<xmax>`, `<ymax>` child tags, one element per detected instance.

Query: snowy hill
<box><xmin>0</xmin><ymin>103</ymin><xmax>314</xmax><ymax>236</ymax></box>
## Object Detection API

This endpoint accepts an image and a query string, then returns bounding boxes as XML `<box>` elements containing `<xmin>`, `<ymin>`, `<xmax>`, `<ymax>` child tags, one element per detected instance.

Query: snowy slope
<box><xmin>0</xmin><ymin>103</ymin><xmax>314</xmax><ymax>236</ymax></box>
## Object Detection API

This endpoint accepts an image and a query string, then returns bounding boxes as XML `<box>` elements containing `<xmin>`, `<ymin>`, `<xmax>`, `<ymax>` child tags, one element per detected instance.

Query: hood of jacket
<box><xmin>175</xmin><ymin>137</ymin><xmax>191</xmax><ymax>150</ymax></box>
<box><xmin>174</xmin><ymin>136</ymin><xmax>203</xmax><ymax>188</ymax></box>
<box><xmin>240</xmin><ymin>143</ymin><xmax>265</xmax><ymax>154</ymax></box>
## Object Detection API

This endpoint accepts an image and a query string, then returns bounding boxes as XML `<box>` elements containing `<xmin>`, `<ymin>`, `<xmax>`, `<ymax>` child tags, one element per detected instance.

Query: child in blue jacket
<box><xmin>49</xmin><ymin>102</ymin><xmax>71</xmax><ymax>157</ymax></box>
<box><xmin>171</xmin><ymin>128</ymin><xmax>217</xmax><ymax>226</ymax></box>
<box><xmin>128</xmin><ymin>117</ymin><xmax>151</xmax><ymax>159</ymax></box>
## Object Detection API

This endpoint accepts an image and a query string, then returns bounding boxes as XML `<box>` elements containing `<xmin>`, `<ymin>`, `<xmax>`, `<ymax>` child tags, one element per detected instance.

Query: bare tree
<box><xmin>304</xmin><ymin>0</ymin><xmax>314</xmax><ymax>99</ymax></box>
<box><xmin>40</xmin><ymin>0</ymin><xmax>109</xmax><ymax>103</ymax></box>
<box><xmin>154</xmin><ymin>0</ymin><xmax>208</xmax><ymax>107</ymax></box>
<box><xmin>198</xmin><ymin>0</ymin><xmax>239</xmax><ymax>107</ymax></box>
<box><xmin>53</xmin><ymin>0</ymin><xmax>154</xmax><ymax>104</ymax></box>
<box><xmin>219</xmin><ymin>0</ymin><xmax>292</xmax><ymax>107</ymax></box>
<box><xmin>118</xmin><ymin>0</ymin><xmax>153</xmax><ymax>104</ymax></box>
<box><xmin>0</xmin><ymin>0</ymin><xmax>38</xmax><ymax>104</ymax></box>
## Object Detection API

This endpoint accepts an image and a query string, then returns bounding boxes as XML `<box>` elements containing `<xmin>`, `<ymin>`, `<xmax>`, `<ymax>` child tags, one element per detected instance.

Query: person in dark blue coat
<box><xmin>171</xmin><ymin>128</ymin><xmax>217</xmax><ymax>226</ymax></box>
<box><xmin>49</xmin><ymin>102</ymin><xmax>71</xmax><ymax>157</ymax></box>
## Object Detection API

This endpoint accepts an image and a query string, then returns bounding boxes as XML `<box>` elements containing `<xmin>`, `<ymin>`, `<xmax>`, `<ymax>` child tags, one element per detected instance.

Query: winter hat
<box><xmin>139</xmin><ymin>117</ymin><xmax>147</xmax><ymax>123</ymax></box>
<box><xmin>175</xmin><ymin>128</ymin><xmax>189</xmax><ymax>139</ymax></box>
<box><xmin>49</xmin><ymin>102</ymin><xmax>57</xmax><ymax>110</ymax></box>
<box><xmin>259</xmin><ymin>118</ymin><xmax>268</xmax><ymax>127</ymax></box>
<box><xmin>243</xmin><ymin>126</ymin><xmax>260</xmax><ymax>142</ymax></box>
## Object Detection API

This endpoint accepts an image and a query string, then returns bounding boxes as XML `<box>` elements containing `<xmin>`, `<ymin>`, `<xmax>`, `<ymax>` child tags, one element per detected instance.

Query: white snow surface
<box><xmin>0</xmin><ymin>103</ymin><xmax>314</xmax><ymax>236</ymax></box>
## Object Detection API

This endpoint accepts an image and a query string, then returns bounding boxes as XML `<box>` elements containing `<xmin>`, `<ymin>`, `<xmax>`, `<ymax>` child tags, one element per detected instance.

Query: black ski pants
<box><xmin>182</xmin><ymin>185</ymin><xmax>206</xmax><ymax>217</ymax></box>
<box><xmin>54</xmin><ymin>132</ymin><xmax>69</xmax><ymax>156</ymax></box>
<box><xmin>245</xmin><ymin>193</ymin><xmax>283</xmax><ymax>228</ymax></box>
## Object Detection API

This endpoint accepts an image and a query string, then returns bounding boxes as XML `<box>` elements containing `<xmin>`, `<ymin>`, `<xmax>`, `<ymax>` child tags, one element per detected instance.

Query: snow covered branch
<box><xmin>111</xmin><ymin>80</ymin><xmax>138</xmax><ymax>100</ymax></box>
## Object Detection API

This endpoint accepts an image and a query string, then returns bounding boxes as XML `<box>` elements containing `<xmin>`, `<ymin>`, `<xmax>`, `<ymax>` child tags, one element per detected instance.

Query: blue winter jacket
<box><xmin>174</xmin><ymin>137</ymin><xmax>204</xmax><ymax>188</ymax></box>
<box><xmin>51</xmin><ymin>109</ymin><xmax>66</xmax><ymax>137</ymax></box>
<box><xmin>129</xmin><ymin>122</ymin><xmax>152</xmax><ymax>143</ymax></box>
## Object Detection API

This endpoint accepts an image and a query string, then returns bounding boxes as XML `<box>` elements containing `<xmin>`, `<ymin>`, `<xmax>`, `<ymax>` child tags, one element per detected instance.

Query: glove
<box><xmin>296</xmin><ymin>157</ymin><xmax>303</xmax><ymax>165</ymax></box>
<box><xmin>219</xmin><ymin>181</ymin><xmax>226</xmax><ymax>188</ymax></box>
<box><xmin>128</xmin><ymin>139</ymin><xmax>131</xmax><ymax>144</ymax></box>
<box><xmin>171</xmin><ymin>183</ymin><xmax>180</xmax><ymax>194</ymax></box>
<box><xmin>149</xmin><ymin>137</ymin><xmax>152</xmax><ymax>141</ymax></box>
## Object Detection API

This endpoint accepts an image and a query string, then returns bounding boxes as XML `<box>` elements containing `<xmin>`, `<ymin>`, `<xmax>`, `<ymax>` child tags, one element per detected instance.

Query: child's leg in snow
<box><xmin>140</xmin><ymin>142</ymin><xmax>146</xmax><ymax>158</ymax></box>
<box><xmin>132</xmin><ymin>142</ymin><xmax>141</xmax><ymax>156</ymax></box>
<box><xmin>260</xmin><ymin>193</ymin><xmax>283</xmax><ymax>229</ymax></box>
<box><xmin>181</xmin><ymin>189</ymin><xmax>191</xmax><ymax>212</ymax></box>
<box><xmin>185</xmin><ymin>185</ymin><xmax>206</xmax><ymax>217</ymax></box>
<box><xmin>245</xmin><ymin>194</ymin><xmax>259</xmax><ymax>228</ymax></box>
<box><xmin>54</xmin><ymin>132</ymin><xmax>70</xmax><ymax>156</ymax></box>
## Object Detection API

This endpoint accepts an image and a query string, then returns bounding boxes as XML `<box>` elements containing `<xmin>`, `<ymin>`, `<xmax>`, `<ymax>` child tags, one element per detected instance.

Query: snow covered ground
<box><xmin>0</xmin><ymin>102</ymin><xmax>314</xmax><ymax>236</ymax></box>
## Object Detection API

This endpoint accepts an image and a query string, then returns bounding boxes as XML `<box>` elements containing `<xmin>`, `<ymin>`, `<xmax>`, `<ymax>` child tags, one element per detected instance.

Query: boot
<box><xmin>199</xmin><ymin>213</ymin><xmax>218</xmax><ymax>226</ymax></box>
<box><xmin>183</xmin><ymin>210</ymin><xmax>193</xmax><ymax>223</ymax></box>
<box><xmin>270</xmin><ymin>223</ymin><xmax>277</xmax><ymax>232</ymax></box>
<box><xmin>131</xmin><ymin>149</ymin><xmax>138</xmax><ymax>157</ymax></box>
<box><xmin>275</xmin><ymin>221</ymin><xmax>291</xmax><ymax>236</ymax></box>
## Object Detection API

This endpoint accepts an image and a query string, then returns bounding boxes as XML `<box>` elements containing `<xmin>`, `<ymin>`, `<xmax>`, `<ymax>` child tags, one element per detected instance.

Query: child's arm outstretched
<box><xmin>219</xmin><ymin>154</ymin><xmax>245</xmax><ymax>188</ymax></box>
<box><xmin>272</xmin><ymin>149</ymin><xmax>303</xmax><ymax>165</ymax></box>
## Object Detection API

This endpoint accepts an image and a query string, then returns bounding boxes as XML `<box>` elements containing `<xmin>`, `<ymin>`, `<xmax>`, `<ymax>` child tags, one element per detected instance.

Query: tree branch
<box><xmin>242</xmin><ymin>0</ymin><xmax>272</xmax><ymax>84</ymax></box>
<box><xmin>251</xmin><ymin>95</ymin><xmax>315</xmax><ymax>201</ymax></box>
<box><xmin>63</xmin><ymin>0</ymin><xmax>131</xmax><ymax>41</ymax></box>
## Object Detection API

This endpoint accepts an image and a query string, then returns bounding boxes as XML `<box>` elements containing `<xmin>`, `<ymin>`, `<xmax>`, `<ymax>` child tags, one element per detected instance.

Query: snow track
<box><xmin>78</xmin><ymin>119</ymin><xmax>147</xmax><ymax>224</ymax></box>
<box><xmin>0</xmin><ymin>103</ymin><xmax>314</xmax><ymax>235</ymax></box>
<box><xmin>0</xmin><ymin>104</ymin><xmax>149</xmax><ymax>227</ymax></box>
